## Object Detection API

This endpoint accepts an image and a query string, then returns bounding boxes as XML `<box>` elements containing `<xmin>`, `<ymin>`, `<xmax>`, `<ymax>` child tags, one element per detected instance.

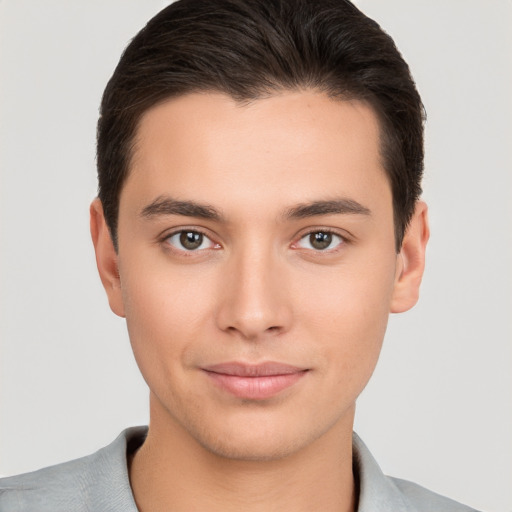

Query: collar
<box><xmin>116</xmin><ymin>427</ymin><xmax>412</xmax><ymax>511</ymax></box>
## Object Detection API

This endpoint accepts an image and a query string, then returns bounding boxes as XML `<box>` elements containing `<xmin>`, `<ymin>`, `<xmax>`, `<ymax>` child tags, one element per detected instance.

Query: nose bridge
<box><xmin>216</xmin><ymin>237</ymin><xmax>290</xmax><ymax>339</ymax></box>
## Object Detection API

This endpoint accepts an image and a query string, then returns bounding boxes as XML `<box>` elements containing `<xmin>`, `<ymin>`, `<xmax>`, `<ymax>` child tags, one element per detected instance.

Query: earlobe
<box><xmin>390</xmin><ymin>201</ymin><xmax>430</xmax><ymax>314</ymax></box>
<box><xmin>90</xmin><ymin>198</ymin><xmax>125</xmax><ymax>318</ymax></box>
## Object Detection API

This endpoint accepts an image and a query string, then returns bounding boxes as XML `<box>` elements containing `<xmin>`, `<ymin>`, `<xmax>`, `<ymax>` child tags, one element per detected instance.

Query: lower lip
<box><xmin>204</xmin><ymin>371</ymin><xmax>307</xmax><ymax>400</ymax></box>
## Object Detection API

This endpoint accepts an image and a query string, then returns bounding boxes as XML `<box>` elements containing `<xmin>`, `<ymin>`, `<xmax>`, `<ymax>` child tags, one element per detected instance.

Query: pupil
<box><xmin>180</xmin><ymin>231</ymin><xmax>202</xmax><ymax>250</ymax></box>
<box><xmin>310</xmin><ymin>232</ymin><xmax>332</xmax><ymax>250</ymax></box>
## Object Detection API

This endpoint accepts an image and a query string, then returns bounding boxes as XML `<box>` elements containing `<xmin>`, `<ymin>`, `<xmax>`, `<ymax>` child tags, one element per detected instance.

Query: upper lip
<box><xmin>203</xmin><ymin>362</ymin><xmax>307</xmax><ymax>377</ymax></box>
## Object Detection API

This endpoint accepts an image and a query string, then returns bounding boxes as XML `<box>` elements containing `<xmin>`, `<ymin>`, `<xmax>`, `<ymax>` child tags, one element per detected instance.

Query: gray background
<box><xmin>1</xmin><ymin>1</ymin><xmax>510</xmax><ymax>511</ymax></box>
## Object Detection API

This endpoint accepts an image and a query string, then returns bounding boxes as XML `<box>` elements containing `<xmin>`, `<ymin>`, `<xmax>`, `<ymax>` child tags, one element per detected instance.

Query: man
<box><xmin>0</xmin><ymin>0</ymin><xmax>480</xmax><ymax>510</ymax></box>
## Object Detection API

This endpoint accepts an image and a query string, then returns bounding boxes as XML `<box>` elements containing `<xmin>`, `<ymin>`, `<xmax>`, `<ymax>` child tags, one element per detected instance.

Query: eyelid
<box><xmin>159</xmin><ymin>227</ymin><xmax>221</xmax><ymax>252</ymax></box>
<box><xmin>157</xmin><ymin>225</ymin><xmax>350</xmax><ymax>253</ymax></box>
<box><xmin>292</xmin><ymin>227</ymin><xmax>349</xmax><ymax>252</ymax></box>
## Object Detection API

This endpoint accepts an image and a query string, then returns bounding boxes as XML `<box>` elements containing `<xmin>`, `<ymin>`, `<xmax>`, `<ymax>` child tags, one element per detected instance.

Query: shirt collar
<box><xmin>352</xmin><ymin>432</ymin><xmax>412</xmax><ymax>512</ymax></box>
<box><xmin>113</xmin><ymin>427</ymin><xmax>412</xmax><ymax>512</ymax></box>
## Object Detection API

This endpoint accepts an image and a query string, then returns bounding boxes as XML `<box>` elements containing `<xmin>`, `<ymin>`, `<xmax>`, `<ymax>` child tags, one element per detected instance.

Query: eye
<box><xmin>166</xmin><ymin>230</ymin><xmax>217</xmax><ymax>251</ymax></box>
<box><xmin>296</xmin><ymin>231</ymin><xmax>344</xmax><ymax>251</ymax></box>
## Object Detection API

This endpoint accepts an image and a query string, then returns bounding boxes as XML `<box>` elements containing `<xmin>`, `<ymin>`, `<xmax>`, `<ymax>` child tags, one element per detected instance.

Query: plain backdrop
<box><xmin>1</xmin><ymin>1</ymin><xmax>510</xmax><ymax>511</ymax></box>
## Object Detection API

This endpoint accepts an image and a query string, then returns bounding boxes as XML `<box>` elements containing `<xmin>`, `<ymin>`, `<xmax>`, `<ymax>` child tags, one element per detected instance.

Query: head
<box><xmin>97</xmin><ymin>0</ymin><xmax>425</xmax><ymax>253</ymax></box>
<box><xmin>91</xmin><ymin>0</ymin><xmax>429</xmax><ymax>462</ymax></box>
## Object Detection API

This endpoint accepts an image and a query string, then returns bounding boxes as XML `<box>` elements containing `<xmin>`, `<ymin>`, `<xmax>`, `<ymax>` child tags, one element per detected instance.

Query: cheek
<box><xmin>301</xmin><ymin>257</ymin><xmax>396</xmax><ymax>380</ymax></box>
<box><xmin>119</xmin><ymin>259</ymin><xmax>217</xmax><ymax>383</ymax></box>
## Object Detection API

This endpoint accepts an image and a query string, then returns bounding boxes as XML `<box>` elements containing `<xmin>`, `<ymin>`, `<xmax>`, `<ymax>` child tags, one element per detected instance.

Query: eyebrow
<box><xmin>284</xmin><ymin>198</ymin><xmax>371</xmax><ymax>219</ymax></box>
<box><xmin>140</xmin><ymin>195</ymin><xmax>371</xmax><ymax>223</ymax></box>
<box><xmin>140</xmin><ymin>196</ymin><xmax>223</xmax><ymax>221</ymax></box>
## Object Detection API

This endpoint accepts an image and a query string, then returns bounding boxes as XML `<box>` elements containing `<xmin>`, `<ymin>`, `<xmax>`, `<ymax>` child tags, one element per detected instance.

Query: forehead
<box><xmin>124</xmin><ymin>90</ymin><xmax>390</xmax><ymax>217</ymax></box>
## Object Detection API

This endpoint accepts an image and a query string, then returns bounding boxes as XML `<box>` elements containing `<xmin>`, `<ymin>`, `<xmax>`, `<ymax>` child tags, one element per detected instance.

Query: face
<box><xmin>92</xmin><ymin>90</ymin><xmax>427</xmax><ymax>461</ymax></box>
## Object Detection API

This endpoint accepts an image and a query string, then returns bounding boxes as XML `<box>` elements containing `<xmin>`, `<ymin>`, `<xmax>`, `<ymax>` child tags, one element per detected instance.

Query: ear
<box><xmin>390</xmin><ymin>200</ymin><xmax>430</xmax><ymax>313</ymax></box>
<box><xmin>90</xmin><ymin>198</ymin><xmax>125</xmax><ymax>318</ymax></box>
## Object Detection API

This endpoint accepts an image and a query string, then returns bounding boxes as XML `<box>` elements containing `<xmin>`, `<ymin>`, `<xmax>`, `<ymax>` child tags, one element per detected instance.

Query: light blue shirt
<box><xmin>0</xmin><ymin>427</ymin><xmax>479</xmax><ymax>511</ymax></box>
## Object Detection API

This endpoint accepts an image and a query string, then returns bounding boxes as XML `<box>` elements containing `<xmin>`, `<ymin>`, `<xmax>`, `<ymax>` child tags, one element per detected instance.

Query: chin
<box><xmin>189</xmin><ymin>408</ymin><xmax>339</xmax><ymax>463</ymax></box>
<box><xmin>197</xmin><ymin>430</ymin><xmax>304</xmax><ymax>462</ymax></box>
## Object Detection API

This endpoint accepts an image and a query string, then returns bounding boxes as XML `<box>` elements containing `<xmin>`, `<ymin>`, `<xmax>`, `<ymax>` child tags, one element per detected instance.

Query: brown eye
<box><xmin>296</xmin><ymin>231</ymin><xmax>344</xmax><ymax>251</ymax></box>
<box><xmin>166</xmin><ymin>230</ymin><xmax>214</xmax><ymax>251</ymax></box>
<box><xmin>309</xmin><ymin>232</ymin><xmax>332</xmax><ymax>250</ymax></box>
<box><xmin>180</xmin><ymin>231</ymin><xmax>203</xmax><ymax>250</ymax></box>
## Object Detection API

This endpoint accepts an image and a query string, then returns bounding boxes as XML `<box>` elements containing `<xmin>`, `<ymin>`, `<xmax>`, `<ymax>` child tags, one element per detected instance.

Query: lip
<box><xmin>202</xmin><ymin>362</ymin><xmax>308</xmax><ymax>400</ymax></box>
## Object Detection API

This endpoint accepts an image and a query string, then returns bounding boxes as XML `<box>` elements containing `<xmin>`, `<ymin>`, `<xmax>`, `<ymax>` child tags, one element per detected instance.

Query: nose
<box><xmin>215</xmin><ymin>244</ymin><xmax>293</xmax><ymax>341</ymax></box>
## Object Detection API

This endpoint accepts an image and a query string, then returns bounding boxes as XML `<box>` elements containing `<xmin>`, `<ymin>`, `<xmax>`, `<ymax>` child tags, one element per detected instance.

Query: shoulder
<box><xmin>0</xmin><ymin>451</ymin><xmax>103</xmax><ymax>512</ymax></box>
<box><xmin>353</xmin><ymin>432</ymin><xmax>481</xmax><ymax>512</ymax></box>
<box><xmin>0</xmin><ymin>426</ymin><xmax>146</xmax><ymax>512</ymax></box>
<box><xmin>388</xmin><ymin>476</ymin><xmax>480</xmax><ymax>512</ymax></box>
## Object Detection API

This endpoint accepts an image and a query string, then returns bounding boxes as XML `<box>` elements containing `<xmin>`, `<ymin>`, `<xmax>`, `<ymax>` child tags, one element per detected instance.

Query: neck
<box><xmin>129</xmin><ymin>401</ymin><xmax>357</xmax><ymax>512</ymax></box>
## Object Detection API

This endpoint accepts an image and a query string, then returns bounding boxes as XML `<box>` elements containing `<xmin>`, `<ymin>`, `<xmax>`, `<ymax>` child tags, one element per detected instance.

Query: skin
<box><xmin>91</xmin><ymin>90</ymin><xmax>429</xmax><ymax>511</ymax></box>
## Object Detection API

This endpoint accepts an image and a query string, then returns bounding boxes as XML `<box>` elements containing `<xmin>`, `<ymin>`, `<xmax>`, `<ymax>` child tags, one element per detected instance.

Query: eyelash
<box><xmin>161</xmin><ymin>228</ymin><xmax>220</xmax><ymax>254</ymax></box>
<box><xmin>160</xmin><ymin>228</ymin><xmax>349</xmax><ymax>255</ymax></box>
<box><xmin>295</xmin><ymin>229</ymin><xmax>347</xmax><ymax>252</ymax></box>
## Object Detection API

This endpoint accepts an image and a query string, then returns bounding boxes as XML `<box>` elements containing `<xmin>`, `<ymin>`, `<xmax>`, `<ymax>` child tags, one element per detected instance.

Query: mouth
<box><xmin>202</xmin><ymin>362</ymin><xmax>309</xmax><ymax>400</ymax></box>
